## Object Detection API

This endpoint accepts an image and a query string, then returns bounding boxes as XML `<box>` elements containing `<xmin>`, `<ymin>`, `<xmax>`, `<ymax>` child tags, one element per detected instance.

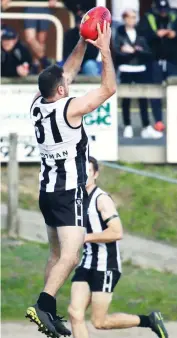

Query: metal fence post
<box><xmin>7</xmin><ymin>133</ymin><xmax>19</xmax><ymax>237</ymax></box>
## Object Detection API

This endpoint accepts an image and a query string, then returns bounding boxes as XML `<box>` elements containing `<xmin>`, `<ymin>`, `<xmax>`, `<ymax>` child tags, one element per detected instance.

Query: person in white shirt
<box><xmin>112</xmin><ymin>0</ymin><xmax>140</xmax><ymax>24</ymax></box>
<box><xmin>111</xmin><ymin>0</ymin><xmax>140</xmax><ymax>42</ymax></box>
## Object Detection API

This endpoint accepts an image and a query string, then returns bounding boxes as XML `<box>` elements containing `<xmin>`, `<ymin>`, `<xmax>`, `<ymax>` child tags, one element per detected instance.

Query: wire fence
<box><xmin>102</xmin><ymin>161</ymin><xmax>177</xmax><ymax>184</ymax></box>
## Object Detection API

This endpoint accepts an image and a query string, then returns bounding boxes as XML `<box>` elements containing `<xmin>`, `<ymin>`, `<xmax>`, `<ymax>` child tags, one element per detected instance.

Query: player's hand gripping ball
<box><xmin>80</xmin><ymin>6</ymin><xmax>112</xmax><ymax>41</ymax></box>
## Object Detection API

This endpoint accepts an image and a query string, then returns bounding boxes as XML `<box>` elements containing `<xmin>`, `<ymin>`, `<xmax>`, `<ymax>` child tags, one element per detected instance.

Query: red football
<box><xmin>80</xmin><ymin>6</ymin><xmax>112</xmax><ymax>41</ymax></box>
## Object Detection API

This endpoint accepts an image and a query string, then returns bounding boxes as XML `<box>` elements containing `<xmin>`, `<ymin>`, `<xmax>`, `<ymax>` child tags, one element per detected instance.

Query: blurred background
<box><xmin>1</xmin><ymin>1</ymin><xmax>177</xmax><ymax>337</ymax></box>
<box><xmin>1</xmin><ymin>0</ymin><xmax>177</xmax><ymax>160</ymax></box>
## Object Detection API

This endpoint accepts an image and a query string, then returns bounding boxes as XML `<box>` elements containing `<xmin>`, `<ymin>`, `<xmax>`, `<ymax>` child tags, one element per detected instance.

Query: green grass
<box><xmin>98</xmin><ymin>165</ymin><xmax>177</xmax><ymax>245</ymax></box>
<box><xmin>1</xmin><ymin>242</ymin><xmax>177</xmax><ymax>321</ymax></box>
<box><xmin>2</xmin><ymin>164</ymin><xmax>177</xmax><ymax>245</ymax></box>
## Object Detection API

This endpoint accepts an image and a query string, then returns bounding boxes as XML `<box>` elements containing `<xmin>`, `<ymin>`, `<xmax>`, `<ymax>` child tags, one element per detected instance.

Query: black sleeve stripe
<box><xmin>63</xmin><ymin>97</ymin><xmax>82</xmax><ymax>129</ymax></box>
<box><xmin>95</xmin><ymin>193</ymin><xmax>119</xmax><ymax>223</ymax></box>
<box><xmin>104</xmin><ymin>214</ymin><xmax>119</xmax><ymax>224</ymax></box>
<box><xmin>30</xmin><ymin>95</ymin><xmax>42</xmax><ymax>112</ymax></box>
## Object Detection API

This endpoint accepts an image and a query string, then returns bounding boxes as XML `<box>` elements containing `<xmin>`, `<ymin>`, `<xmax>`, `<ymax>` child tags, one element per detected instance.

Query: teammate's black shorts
<box><xmin>72</xmin><ymin>267</ymin><xmax>121</xmax><ymax>293</ymax></box>
<box><xmin>39</xmin><ymin>185</ymin><xmax>88</xmax><ymax>227</ymax></box>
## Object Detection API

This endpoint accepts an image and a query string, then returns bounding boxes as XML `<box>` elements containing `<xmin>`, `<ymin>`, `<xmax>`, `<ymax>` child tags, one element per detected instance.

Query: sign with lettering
<box><xmin>0</xmin><ymin>84</ymin><xmax>118</xmax><ymax>162</ymax></box>
<box><xmin>167</xmin><ymin>85</ymin><xmax>177</xmax><ymax>163</ymax></box>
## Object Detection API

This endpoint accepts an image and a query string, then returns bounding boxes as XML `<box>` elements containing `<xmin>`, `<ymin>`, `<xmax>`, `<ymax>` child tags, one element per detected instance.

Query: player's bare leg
<box><xmin>44</xmin><ymin>226</ymin><xmax>60</xmax><ymax>283</ymax></box>
<box><xmin>44</xmin><ymin>226</ymin><xmax>85</xmax><ymax>296</ymax></box>
<box><xmin>26</xmin><ymin>227</ymin><xmax>85</xmax><ymax>337</ymax></box>
<box><xmin>42</xmin><ymin>227</ymin><xmax>85</xmax><ymax>336</ymax></box>
<box><xmin>26</xmin><ymin>228</ymin><xmax>62</xmax><ymax>338</ymax></box>
<box><xmin>68</xmin><ymin>282</ymin><xmax>91</xmax><ymax>338</ymax></box>
<box><xmin>91</xmin><ymin>292</ymin><xmax>168</xmax><ymax>338</ymax></box>
<box><xmin>91</xmin><ymin>292</ymin><xmax>140</xmax><ymax>329</ymax></box>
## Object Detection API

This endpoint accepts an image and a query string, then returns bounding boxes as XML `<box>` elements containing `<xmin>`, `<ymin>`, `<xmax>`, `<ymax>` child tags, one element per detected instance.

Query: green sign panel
<box><xmin>84</xmin><ymin>103</ymin><xmax>111</xmax><ymax>126</ymax></box>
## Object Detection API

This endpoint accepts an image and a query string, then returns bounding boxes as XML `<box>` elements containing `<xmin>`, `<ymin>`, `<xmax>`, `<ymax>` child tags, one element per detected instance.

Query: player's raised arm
<box><xmin>63</xmin><ymin>37</ymin><xmax>87</xmax><ymax>85</ymax></box>
<box><xmin>32</xmin><ymin>36</ymin><xmax>87</xmax><ymax>103</ymax></box>
<box><xmin>67</xmin><ymin>21</ymin><xmax>116</xmax><ymax>121</ymax></box>
<box><xmin>85</xmin><ymin>194</ymin><xmax>123</xmax><ymax>244</ymax></box>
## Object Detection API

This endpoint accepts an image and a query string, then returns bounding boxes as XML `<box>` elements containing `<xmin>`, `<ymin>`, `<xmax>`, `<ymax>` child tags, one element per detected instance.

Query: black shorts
<box><xmin>39</xmin><ymin>186</ymin><xmax>88</xmax><ymax>227</ymax></box>
<box><xmin>72</xmin><ymin>267</ymin><xmax>121</xmax><ymax>293</ymax></box>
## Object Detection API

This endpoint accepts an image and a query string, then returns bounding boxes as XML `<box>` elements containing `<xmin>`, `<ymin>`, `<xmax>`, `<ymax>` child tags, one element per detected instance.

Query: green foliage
<box><xmin>1</xmin><ymin>164</ymin><xmax>177</xmax><ymax>244</ymax></box>
<box><xmin>98</xmin><ymin>164</ymin><xmax>177</xmax><ymax>245</ymax></box>
<box><xmin>2</xmin><ymin>243</ymin><xmax>177</xmax><ymax>321</ymax></box>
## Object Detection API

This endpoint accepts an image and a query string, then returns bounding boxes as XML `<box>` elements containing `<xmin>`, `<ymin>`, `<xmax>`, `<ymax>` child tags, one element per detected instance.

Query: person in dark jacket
<box><xmin>138</xmin><ymin>0</ymin><xmax>177</xmax><ymax>132</ymax></box>
<box><xmin>63</xmin><ymin>14</ymin><xmax>100</xmax><ymax>76</ymax></box>
<box><xmin>114</xmin><ymin>9</ymin><xmax>163</xmax><ymax>139</ymax></box>
<box><xmin>63</xmin><ymin>0</ymin><xmax>95</xmax><ymax>16</ymax></box>
<box><xmin>1</xmin><ymin>27</ymin><xmax>32</xmax><ymax>77</ymax></box>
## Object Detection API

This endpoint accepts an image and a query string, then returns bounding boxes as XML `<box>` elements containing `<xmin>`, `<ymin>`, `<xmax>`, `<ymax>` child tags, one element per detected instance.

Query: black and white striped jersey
<box><xmin>80</xmin><ymin>187</ymin><xmax>122</xmax><ymax>272</ymax></box>
<box><xmin>30</xmin><ymin>96</ymin><xmax>89</xmax><ymax>192</ymax></box>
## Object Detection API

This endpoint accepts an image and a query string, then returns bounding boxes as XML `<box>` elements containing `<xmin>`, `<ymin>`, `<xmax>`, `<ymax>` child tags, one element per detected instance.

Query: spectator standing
<box><xmin>24</xmin><ymin>0</ymin><xmax>57</xmax><ymax>74</ymax></box>
<box><xmin>63</xmin><ymin>15</ymin><xmax>99</xmax><ymax>76</ymax></box>
<box><xmin>138</xmin><ymin>0</ymin><xmax>177</xmax><ymax>132</ymax></box>
<box><xmin>114</xmin><ymin>9</ymin><xmax>163</xmax><ymax>139</ymax></box>
<box><xmin>1</xmin><ymin>27</ymin><xmax>32</xmax><ymax>77</ymax></box>
<box><xmin>111</xmin><ymin>0</ymin><xmax>140</xmax><ymax>38</ymax></box>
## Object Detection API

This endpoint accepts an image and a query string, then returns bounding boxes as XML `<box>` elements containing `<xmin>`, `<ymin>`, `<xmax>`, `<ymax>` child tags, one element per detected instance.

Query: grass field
<box><xmin>1</xmin><ymin>242</ymin><xmax>177</xmax><ymax>321</ymax></box>
<box><xmin>1</xmin><ymin>164</ymin><xmax>177</xmax><ymax>245</ymax></box>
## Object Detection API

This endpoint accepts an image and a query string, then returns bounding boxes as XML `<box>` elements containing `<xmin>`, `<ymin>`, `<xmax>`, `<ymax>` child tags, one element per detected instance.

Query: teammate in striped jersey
<box><xmin>69</xmin><ymin>157</ymin><xmax>168</xmax><ymax>338</ymax></box>
<box><xmin>26</xmin><ymin>22</ymin><xmax>117</xmax><ymax>338</ymax></box>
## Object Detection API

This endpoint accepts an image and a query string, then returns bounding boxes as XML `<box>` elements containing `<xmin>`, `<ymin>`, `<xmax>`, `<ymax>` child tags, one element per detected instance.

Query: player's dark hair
<box><xmin>38</xmin><ymin>64</ymin><xmax>64</xmax><ymax>99</ymax></box>
<box><xmin>89</xmin><ymin>156</ymin><xmax>99</xmax><ymax>173</ymax></box>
